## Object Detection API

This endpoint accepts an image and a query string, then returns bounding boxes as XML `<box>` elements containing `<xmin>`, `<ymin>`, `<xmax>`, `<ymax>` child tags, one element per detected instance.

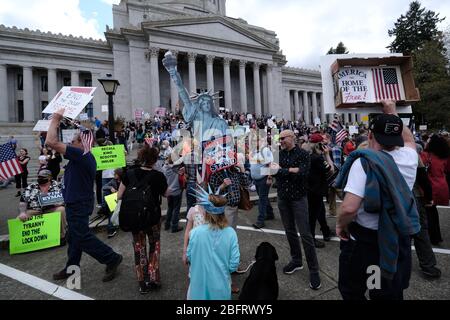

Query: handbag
<box><xmin>238</xmin><ymin>185</ymin><xmax>253</xmax><ymax>211</ymax></box>
<box><xmin>178</xmin><ymin>172</ymin><xmax>187</xmax><ymax>190</ymax></box>
<box><xmin>111</xmin><ymin>200</ymin><xmax>121</xmax><ymax>227</ymax></box>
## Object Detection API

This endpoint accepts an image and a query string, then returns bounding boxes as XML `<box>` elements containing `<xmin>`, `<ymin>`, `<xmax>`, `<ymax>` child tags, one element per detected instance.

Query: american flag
<box><xmin>81</xmin><ymin>130</ymin><xmax>94</xmax><ymax>155</ymax></box>
<box><xmin>371</xmin><ymin>68</ymin><xmax>401</xmax><ymax>101</ymax></box>
<box><xmin>0</xmin><ymin>143</ymin><xmax>23</xmax><ymax>180</ymax></box>
<box><xmin>330</xmin><ymin>119</ymin><xmax>348</xmax><ymax>145</ymax></box>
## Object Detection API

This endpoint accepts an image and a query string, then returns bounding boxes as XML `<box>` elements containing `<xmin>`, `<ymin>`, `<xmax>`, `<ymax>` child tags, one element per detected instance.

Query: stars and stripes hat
<box><xmin>80</xmin><ymin>130</ymin><xmax>94</xmax><ymax>155</ymax></box>
<box><xmin>369</xmin><ymin>114</ymin><xmax>404</xmax><ymax>147</ymax></box>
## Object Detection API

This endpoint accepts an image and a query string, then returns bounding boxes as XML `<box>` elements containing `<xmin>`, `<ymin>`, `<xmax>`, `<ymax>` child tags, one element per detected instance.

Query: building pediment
<box><xmin>142</xmin><ymin>16</ymin><xmax>279</xmax><ymax>51</ymax></box>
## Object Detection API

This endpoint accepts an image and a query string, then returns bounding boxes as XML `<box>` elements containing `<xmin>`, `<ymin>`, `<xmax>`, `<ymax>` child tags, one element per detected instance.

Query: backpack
<box><xmin>119</xmin><ymin>169</ymin><xmax>161</xmax><ymax>232</ymax></box>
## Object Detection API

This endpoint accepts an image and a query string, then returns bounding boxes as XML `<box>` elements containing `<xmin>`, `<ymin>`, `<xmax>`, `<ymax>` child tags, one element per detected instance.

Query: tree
<box><xmin>388</xmin><ymin>1</ymin><xmax>445</xmax><ymax>54</ymax></box>
<box><xmin>444</xmin><ymin>25</ymin><xmax>450</xmax><ymax>62</ymax></box>
<box><xmin>327</xmin><ymin>42</ymin><xmax>349</xmax><ymax>54</ymax></box>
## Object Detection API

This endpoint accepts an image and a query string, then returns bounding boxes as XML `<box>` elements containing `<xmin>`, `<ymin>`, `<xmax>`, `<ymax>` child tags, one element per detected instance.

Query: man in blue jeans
<box><xmin>250</xmin><ymin>135</ymin><xmax>274</xmax><ymax>229</ymax></box>
<box><xmin>46</xmin><ymin>108</ymin><xmax>122</xmax><ymax>283</ymax></box>
<box><xmin>270</xmin><ymin>130</ymin><xmax>321</xmax><ymax>290</ymax></box>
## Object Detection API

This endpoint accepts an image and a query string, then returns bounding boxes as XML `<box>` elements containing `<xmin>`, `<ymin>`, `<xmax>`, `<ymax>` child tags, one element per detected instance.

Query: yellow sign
<box><xmin>105</xmin><ymin>193</ymin><xmax>118</xmax><ymax>212</ymax></box>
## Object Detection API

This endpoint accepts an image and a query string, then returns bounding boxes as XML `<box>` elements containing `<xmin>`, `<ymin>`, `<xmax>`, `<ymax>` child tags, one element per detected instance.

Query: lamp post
<box><xmin>98</xmin><ymin>74</ymin><xmax>120</xmax><ymax>144</ymax></box>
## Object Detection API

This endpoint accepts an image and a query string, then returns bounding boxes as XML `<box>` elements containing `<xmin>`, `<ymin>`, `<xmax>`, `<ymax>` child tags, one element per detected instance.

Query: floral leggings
<box><xmin>132</xmin><ymin>223</ymin><xmax>161</xmax><ymax>286</ymax></box>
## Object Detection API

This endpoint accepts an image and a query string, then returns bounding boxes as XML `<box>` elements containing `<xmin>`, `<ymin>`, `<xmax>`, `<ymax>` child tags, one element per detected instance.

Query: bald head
<box><xmin>280</xmin><ymin>130</ymin><xmax>296</xmax><ymax>151</ymax></box>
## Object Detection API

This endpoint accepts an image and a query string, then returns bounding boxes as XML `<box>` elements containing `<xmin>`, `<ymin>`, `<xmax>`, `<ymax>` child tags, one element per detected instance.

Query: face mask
<box><xmin>37</xmin><ymin>178</ymin><xmax>49</xmax><ymax>185</ymax></box>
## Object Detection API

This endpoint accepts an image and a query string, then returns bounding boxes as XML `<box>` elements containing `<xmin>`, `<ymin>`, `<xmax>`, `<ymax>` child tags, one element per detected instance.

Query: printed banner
<box><xmin>91</xmin><ymin>145</ymin><xmax>126</xmax><ymax>171</ymax></box>
<box><xmin>8</xmin><ymin>212</ymin><xmax>61</xmax><ymax>254</ymax></box>
<box><xmin>32</xmin><ymin>120</ymin><xmax>51</xmax><ymax>132</ymax></box>
<box><xmin>105</xmin><ymin>193</ymin><xmax>118</xmax><ymax>212</ymax></box>
<box><xmin>42</xmin><ymin>87</ymin><xmax>96</xmax><ymax>119</ymax></box>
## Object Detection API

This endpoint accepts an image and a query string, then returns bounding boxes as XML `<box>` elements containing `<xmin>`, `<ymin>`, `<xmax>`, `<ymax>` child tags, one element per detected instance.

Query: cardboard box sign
<box><xmin>331</xmin><ymin>56</ymin><xmax>420</xmax><ymax>109</ymax></box>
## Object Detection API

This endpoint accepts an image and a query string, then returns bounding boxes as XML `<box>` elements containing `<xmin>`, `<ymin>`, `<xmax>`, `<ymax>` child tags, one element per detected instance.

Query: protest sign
<box><xmin>362</xmin><ymin>115</ymin><xmax>369</xmax><ymax>123</ymax></box>
<box><xmin>349</xmin><ymin>126</ymin><xmax>359</xmax><ymax>135</ymax></box>
<box><xmin>105</xmin><ymin>193</ymin><xmax>118</xmax><ymax>212</ymax></box>
<box><xmin>201</xmin><ymin>136</ymin><xmax>236</xmax><ymax>182</ymax></box>
<box><xmin>42</xmin><ymin>87</ymin><xmax>96</xmax><ymax>119</ymax></box>
<box><xmin>38</xmin><ymin>191</ymin><xmax>64</xmax><ymax>207</ymax></box>
<box><xmin>135</xmin><ymin>109</ymin><xmax>143</xmax><ymax>120</ymax></box>
<box><xmin>314</xmin><ymin>118</ymin><xmax>321</xmax><ymax>126</ymax></box>
<box><xmin>155</xmin><ymin>107</ymin><xmax>166</xmax><ymax>116</ymax></box>
<box><xmin>33</xmin><ymin>120</ymin><xmax>51</xmax><ymax>132</ymax></box>
<box><xmin>79</xmin><ymin>113</ymin><xmax>89</xmax><ymax>121</ymax></box>
<box><xmin>62</xmin><ymin>129</ymin><xmax>78</xmax><ymax>144</ymax></box>
<box><xmin>320</xmin><ymin>54</ymin><xmax>413</xmax><ymax>115</ymax></box>
<box><xmin>102</xmin><ymin>105</ymin><xmax>108</xmax><ymax>113</ymax></box>
<box><xmin>8</xmin><ymin>212</ymin><xmax>61</xmax><ymax>254</ymax></box>
<box><xmin>419</xmin><ymin>125</ymin><xmax>428</xmax><ymax>131</ymax></box>
<box><xmin>91</xmin><ymin>145</ymin><xmax>126</xmax><ymax>171</ymax></box>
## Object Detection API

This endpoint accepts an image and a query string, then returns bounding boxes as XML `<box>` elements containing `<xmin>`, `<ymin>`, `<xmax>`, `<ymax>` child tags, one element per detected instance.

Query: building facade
<box><xmin>0</xmin><ymin>0</ymin><xmax>360</xmax><ymax>138</ymax></box>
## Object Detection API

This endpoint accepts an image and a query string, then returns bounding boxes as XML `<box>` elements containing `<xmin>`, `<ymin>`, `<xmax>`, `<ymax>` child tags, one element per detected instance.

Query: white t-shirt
<box><xmin>344</xmin><ymin>147</ymin><xmax>418</xmax><ymax>230</ymax></box>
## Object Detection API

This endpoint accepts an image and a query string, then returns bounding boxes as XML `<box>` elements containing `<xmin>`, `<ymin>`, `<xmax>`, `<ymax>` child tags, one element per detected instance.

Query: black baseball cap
<box><xmin>369</xmin><ymin>114</ymin><xmax>404</xmax><ymax>147</ymax></box>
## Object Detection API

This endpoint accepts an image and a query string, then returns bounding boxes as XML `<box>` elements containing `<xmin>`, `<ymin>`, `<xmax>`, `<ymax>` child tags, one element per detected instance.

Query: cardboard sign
<box><xmin>105</xmin><ymin>193</ymin><xmax>118</xmax><ymax>212</ymax></box>
<box><xmin>42</xmin><ymin>87</ymin><xmax>96</xmax><ymax>119</ymax></box>
<box><xmin>33</xmin><ymin>120</ymin><xmax>51</xmax><ymax>132</ymax></box>
<box><xmin>102</xmin><ymin>105</ymin><xmax>109</xmax><ymax>113</ymax></box>
<box><xmin>38</xmin><ymin>191</ymin><xmax>64</xmax><ymax>207</ymax></box>
<box><xmin>91</xmin><ymin>145</ymin><xmax>126</xmax><ymax>171</ymax></box>
<box><xmin>62</xmin><ymin>129</ymin><xmax>78</xmax><ymax>144</ymax></box>
<box><xmin>8</xmin><ymin>212</ymin><xmax>61</xmax><ymax>254</ymax></box>
<box><xmin>320</xmin><ymin>54</ymin><xmax>413</xmax><ymax>115</ymax></box>
<box><xmin>335</xmin><ymin>68</ymin><xmax>370</xmax><ymax>103</ymax></box>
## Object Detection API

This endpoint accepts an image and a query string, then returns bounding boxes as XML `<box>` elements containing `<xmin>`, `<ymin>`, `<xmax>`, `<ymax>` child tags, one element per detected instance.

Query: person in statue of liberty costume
<box><xmin>162</xmin><ymin>51</ymin><xmax>229</xmax><ymax>142</ymax></box>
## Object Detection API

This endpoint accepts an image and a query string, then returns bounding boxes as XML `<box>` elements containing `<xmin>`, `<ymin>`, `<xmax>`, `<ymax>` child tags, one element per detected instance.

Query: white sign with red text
<box><xmin>42</xmin><ymin>87</ymin><xmax>96</xmax><ymax>119</ymax></box>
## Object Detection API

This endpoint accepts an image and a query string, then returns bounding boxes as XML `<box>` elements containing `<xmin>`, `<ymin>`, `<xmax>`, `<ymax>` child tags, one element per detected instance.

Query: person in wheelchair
<box><xmin>17</xmin><ymin>170</ymin><xmax>67</xmax><ymax>245</ymax></box>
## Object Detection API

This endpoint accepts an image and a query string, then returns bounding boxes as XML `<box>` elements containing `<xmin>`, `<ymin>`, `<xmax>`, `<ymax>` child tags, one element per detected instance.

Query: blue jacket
<box><xmin>336</xmin><ymin>149</ymin><xmax>420</xmax><ymax>278</ymax></box>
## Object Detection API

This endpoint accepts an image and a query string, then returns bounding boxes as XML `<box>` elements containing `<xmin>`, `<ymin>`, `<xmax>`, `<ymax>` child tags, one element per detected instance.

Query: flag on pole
<box><xmin>371</xmin><ymin>68</ymin><xmax>401</xmax><ymax>101</ymax></box>
<box><xmin>330</xmin><ymin>119</ymin><xmax>348</xmax><ymax>145</ymax></box>
<box><xmin>0</xmin><ymin>143</ymin><xmax>23</xmax><ymax>180</ymax></box>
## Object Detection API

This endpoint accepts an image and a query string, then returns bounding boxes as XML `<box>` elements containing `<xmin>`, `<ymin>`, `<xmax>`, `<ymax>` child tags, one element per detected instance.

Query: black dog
<box><xmin>239</xmin><ymin>242</ymin><xmax>279</xmax><ymax>300</ymax></box>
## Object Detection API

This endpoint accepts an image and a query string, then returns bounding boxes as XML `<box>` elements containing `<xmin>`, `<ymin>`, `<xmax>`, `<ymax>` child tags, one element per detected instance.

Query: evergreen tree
<box><xmin>388</xmin><ymin>1</ymin><xmax>445</xmax><ymax>54</ymax></box>
<box><xmin>327</xmin><ymin>42</ymin><xmax>349</xmax><ymax>54</ymax></box>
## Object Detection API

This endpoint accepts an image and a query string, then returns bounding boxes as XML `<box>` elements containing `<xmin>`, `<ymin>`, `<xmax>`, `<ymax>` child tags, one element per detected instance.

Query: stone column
<box><xmin>319</xmin><ymin>92</ymin><xmax>326</xmax><ymax>123</ymax></box>
<box><xmin>253</xmin><ymin>62</ymin><xmax>261</xmax><ymax>116</ymax></box>
<box><xmin>239</xmin><ymin>60</ymin><xmax>247</xmax><ymax>113</ymax></box>
<box><xmin>23</xmin><ymin>66</ymin><xmax>34</xmax><ymax>122</ymax></box>
<box><xmin>149</xmin><ymin>47</ymin><xmax>160</xmax><ymax>108</ymax></box>
<box><xmin>293</xmin><ymin>90</ymin><xmax>300</xmax><ymax>121</ymax></box>
<box><xmin>312</xmin><ymin>92</ymin><xmax>318</xmax><ymax>124</ymax></box>
<box><xmin>206</xmin><ymin>55</ymin><xmax>215</xmax><ymax>93</ymax></box>
<box><xmin>71</xmin><ymin>70</ymin><xmax>79</xmax><ymax>87</ymax></box>
<box><xmin>303</xmin><ymin>91</ymin><xmax>310</xmax><ymax>125</ymax></box>
<box><xmin>223</xmin><ymin>58</ymin><xmax>232</xmax><ymax>111</ymax></box>
<box><xmin>267</xmin><ymin>64</ymin><xmax>274</xmax><ymax>116</ymax></box>
<box><xmin>47</xmin><ymin>68</ymin><xmax>58</xmax><ymax>101</ymax></box>
<box><xmin>0</xmin><ymin>65</ymin><xmax>9</xmax><ymax>122</ymax></box>
<box><xmin>188</xmin><ymin>52</ymin><xmax>197</xmax><ymax>94</ymax></box>
<box><xmin>169</xmin><ymin>50</ymin><xmax>179</xmax><ymax>112</ymax></box>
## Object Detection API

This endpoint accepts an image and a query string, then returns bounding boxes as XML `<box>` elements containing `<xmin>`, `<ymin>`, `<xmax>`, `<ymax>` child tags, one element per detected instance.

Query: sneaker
<box><xmin>139</xmin><ymin>283</ymin><xmax>152</xmax><ymax>295</ymax></box>
<box><xmin>309</xmin><ymin>273</ymin><xmax>321</xmax><ymax>290</ymax></box>
<box><xmin>252</xmin><ymin>222</ymin><xmax>265</xmax><ymax>229</ymax></box>
<box><xmin>107</xmin><ymin>230</ymin><xmax>118</xmax><ymax>239</ymax></box>
<box><xmin>53</xmin><ymin>269</ymin><xmax>71</xmax><ymax>281</ymax></box>
<box><xmin>103</xmin><ymin>254</ymin><xmax>123</xmax><ymax>282</ymax></box>
<box><xmin>421</xmin><ymin>266</ymin><xmax>442</xmax><ymax>279</ymax></box>
<box><xmin>172</xmin><ymin>226</ymin><xmax>184</xmax><ymax>233</ymax></box>
<box><xmin>314</xmin><ymin>239</ymin><xmax>325</xmax><ymax>248</ymax></box>
<box><xmin>283</xmin><ymin>262</ymin><xmax>304</xmax><ymax>275</ymax></box>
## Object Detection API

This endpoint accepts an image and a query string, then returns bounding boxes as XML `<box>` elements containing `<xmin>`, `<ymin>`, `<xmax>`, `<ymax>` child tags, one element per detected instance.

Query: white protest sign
<box><xmin>102</xmin><ymin>105</ymin><xmax>108</xmax><ymax>113</ymax></box>
<box><xmin>419</xmin><ymin>125</ymin><xmax>428</xmax><ymax>131</ymax></box>
<box><xmin>79</xmin><ymin>113</ymin><xmax>89</xmax><ymax>121</ymax></box>
<box><xmin>62</xmin><ymin>129</ymin><xmax>78</xmax><ymax>144</ymax></box>
<box><xmin>33</xmin><ymin>120</ymin><xmax>51</xmax><ymax>132</ymax></box>
<box><xmin>320</xmin><ymin>54</ymin><xmax>412</xmax><ymax>115</ymax></box>
<box><xmin>314</xmin><ymin>118</ymin><xmax>321</xmax><ymax>126</ymax></box>
<box><xmin>247</xmin><ymin>114</ymin><xmax>253</xmax><ymax>120</ymax></box>
<box><xmin>349</xmin><ymin>126</ymin><xmax>359</xmax><ymax>135</ymax></box>
<box><xmin>42</xmin><ymin>87</ymin><xmax>96</xmax><ymax>119</ymax></box>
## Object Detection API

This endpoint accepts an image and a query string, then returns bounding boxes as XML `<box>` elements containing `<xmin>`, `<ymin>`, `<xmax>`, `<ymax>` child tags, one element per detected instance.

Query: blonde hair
<box><xmin>204</xmin><ymin>212</ymin><xmax>228</xmax><ymax>230</ymax></box>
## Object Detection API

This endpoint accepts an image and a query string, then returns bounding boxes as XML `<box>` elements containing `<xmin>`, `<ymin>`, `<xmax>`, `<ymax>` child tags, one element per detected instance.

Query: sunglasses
<box><xmin>280</xmin><ymin>136</ymin><xmax>294</xmax><ymax>141</ymax></box>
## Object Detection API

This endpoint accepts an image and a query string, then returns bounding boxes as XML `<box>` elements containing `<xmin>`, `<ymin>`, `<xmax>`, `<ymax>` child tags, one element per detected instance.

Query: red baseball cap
<box><xmin>309</xmin><ymin>133</ymin><xmax>324</xmax><ymax>143</ymax></box>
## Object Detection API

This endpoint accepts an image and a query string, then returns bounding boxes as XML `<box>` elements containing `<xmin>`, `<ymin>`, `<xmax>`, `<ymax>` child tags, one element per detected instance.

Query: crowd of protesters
<box><xmin>1</xmin><ymin>101</ymin><xmax>450</xmax><ymax>300</ymax></box>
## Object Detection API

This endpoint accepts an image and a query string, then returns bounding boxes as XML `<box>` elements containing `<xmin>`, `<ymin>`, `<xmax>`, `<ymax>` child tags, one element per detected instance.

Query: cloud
<box><xmin>100</xmin><ymin>0</ymin><xmax>120</xmax><ymax>5</ymax></box>
<box><xmin>227</xmin><ymin>0</ymin><xmax>450</xmax><ymax>69</ymax></box>
<box><xmin>0</xmin><ymin>0</ymin><xmax>103</xmax><ymax>40</ymax></box>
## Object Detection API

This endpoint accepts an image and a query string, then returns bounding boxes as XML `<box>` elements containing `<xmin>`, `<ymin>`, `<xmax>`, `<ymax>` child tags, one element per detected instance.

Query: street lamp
<box><xmin>98</xmin><ymin>74</ymin><xmax>120</xmax><ymax>144</ymax></box>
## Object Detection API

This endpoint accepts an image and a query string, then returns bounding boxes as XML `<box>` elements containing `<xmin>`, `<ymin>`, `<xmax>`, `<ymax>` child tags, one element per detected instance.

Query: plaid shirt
<box><xmin>209</xmin><ymin>168</ymin><xmax>252</xmax><ymax>207</ymax></box>
<box><xmin>331</xmin><ymin>145</ymin><xmax>343</xmax><ymax>169</ymax></box>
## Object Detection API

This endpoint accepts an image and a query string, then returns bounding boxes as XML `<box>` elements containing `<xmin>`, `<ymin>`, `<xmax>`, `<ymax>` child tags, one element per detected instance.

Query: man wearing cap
<box><xmin>270</xmin><ymin>130</ymin><xmax>322</xmax><ymax>290</ymax></box>
<box><xmin>45</xmin><ymin>108</ymin><xmax>123</xmax><ymax>283</ymax></box>
<box><xmin>335</xmin><ymin>100</ymin><xmax>420</xmax><ymax>300</ymax></box>
<box><xmin>17</xmin><ymin>169</ymin><xmax>67</xmax><ymax>242</ymax></box>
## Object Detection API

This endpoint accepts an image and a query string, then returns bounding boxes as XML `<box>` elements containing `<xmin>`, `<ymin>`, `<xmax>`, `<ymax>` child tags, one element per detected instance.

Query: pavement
<box><xmin>1</xmin><ymin>146</ymin><xmax>450</xmax><ymax>300</ymax></box>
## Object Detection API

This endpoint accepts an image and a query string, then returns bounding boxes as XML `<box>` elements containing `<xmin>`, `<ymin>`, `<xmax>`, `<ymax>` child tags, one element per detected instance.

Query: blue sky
<box><xmin>1</xmin><ymin>0</ymin><xmax>449</xmax><ymax>68</ymax></box>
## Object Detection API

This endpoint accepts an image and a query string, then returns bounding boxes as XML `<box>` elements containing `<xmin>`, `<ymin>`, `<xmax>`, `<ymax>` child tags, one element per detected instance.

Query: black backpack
<box><xmin>119</xmin><ymin>169</ymin><xmax>161</xmax><ymax>232</ymax></box>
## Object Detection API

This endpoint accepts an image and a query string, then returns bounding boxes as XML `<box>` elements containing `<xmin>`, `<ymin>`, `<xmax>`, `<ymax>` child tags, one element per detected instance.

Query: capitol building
<box><xmin>0</xmin><ymin>0</ymin><xmax>349</xmax><ymax>139</ymax></box>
